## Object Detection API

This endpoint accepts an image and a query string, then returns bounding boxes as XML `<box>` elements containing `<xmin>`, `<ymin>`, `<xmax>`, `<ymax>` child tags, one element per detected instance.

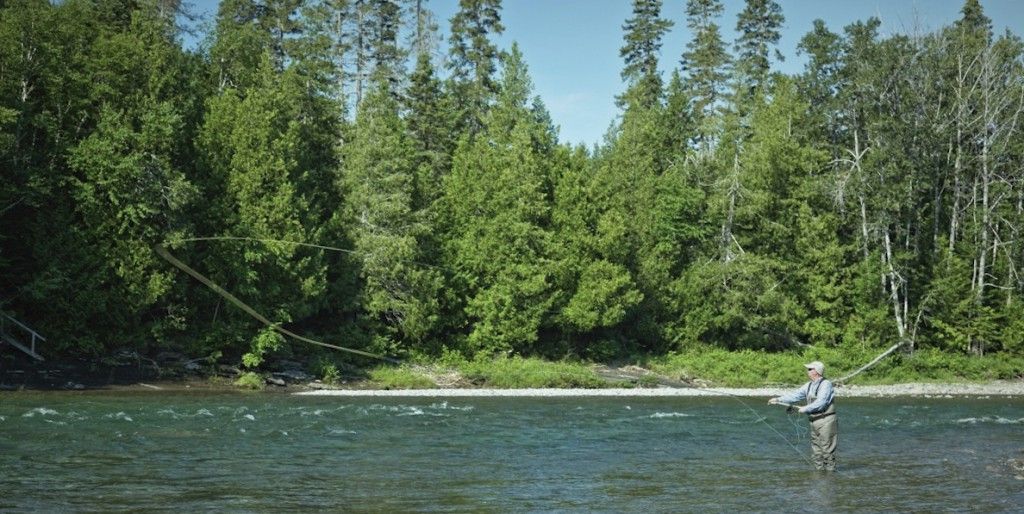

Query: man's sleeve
<box><xmin>776</xmin><ymin>383</ymin><xmax>808</xmax><ymax>405</ymax></box>
<box><xmin>801</xmin><ymin>380</ymin><xmax>834</xmax><ymax>414</ymax></box>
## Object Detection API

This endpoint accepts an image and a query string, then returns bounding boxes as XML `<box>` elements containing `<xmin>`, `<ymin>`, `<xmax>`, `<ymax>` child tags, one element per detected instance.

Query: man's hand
<box><xmin>797</xmin><ymin>406</ymin><xmax>808</xmax><ymax>414</ymax></box>
<box><xmin>768</xmin><ymin>398</ymin><xmax>779</xmax><ymax>405</ymax></box>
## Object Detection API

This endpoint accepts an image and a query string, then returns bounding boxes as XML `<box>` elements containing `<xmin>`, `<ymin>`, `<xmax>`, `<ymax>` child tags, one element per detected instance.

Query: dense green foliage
<box><xmin>2</xmin><ymin>0</ymin><xmax>1022</xmax><ymax>380</ymax></box>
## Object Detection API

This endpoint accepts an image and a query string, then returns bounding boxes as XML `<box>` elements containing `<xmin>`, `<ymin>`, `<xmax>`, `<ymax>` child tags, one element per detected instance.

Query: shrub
<box><xmin>234</xmin><ymin>371</ymin><xmax>265</xmax><ymax>390</ymax></box>
<box><xmin>368</xmin><ymin>366</ymin><xmax>436</xmax><ymax>389</ymax></box>
<box><xmin>457</xmin><ymin>356</ymin><xmax>605</xmax><ymax>388</ymax></box>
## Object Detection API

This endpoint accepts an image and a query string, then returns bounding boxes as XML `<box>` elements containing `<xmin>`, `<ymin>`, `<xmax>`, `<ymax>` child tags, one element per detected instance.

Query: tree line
<box><xmin>1</xmin><ymin>0</ymin><xmax>1022</xmax><ymax>369</ymax></box>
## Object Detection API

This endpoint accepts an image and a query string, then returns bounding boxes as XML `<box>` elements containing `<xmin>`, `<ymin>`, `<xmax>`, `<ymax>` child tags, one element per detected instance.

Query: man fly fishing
<box><xmin>768</xmin><ymin>361</ymin><xmax>837</xmax><ymax>471</ymax></box>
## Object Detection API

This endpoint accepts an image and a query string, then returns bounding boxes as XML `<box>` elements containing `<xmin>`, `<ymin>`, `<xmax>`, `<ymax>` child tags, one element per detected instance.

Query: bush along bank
<box><xmin>2</xmin><ymin>347</ymin><xmax>1022</xmax><ymax>391</ymax></box>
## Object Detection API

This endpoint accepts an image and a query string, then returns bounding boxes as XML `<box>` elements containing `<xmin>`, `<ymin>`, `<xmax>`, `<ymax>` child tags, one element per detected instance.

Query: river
<box><xmin>1</xmin><ymin>391</ymin><xmax>1021</xmax><ymax>512</ymax></box>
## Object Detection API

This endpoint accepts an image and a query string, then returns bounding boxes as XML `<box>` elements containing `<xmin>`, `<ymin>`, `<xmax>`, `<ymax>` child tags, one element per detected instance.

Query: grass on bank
<box><xmin>644</xmin><ymin>346</ymin><xmax>1024</xmax><ymax>387</ymax></box>
<box><xmin>357</xmin><ymin>346</ymin><xmax>1024</xmax><ymax>390</ymax></box>
<box><xmin>367</xmin><ymin>354</ymin><xmax>606</xmax><ymax>390</ymax></box>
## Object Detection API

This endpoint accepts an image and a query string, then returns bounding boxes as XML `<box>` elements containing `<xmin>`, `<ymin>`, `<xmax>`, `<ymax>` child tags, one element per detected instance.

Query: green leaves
<box><xmin>2</xmin><ymin>0</ymin><xmax>1023</xmax><ymax>368</ymax></box>
<box><xmin>619</xmin><ymin>0</ymin><xmax>673</xmax><ymax>109</ymax></box>
<box><xmin>561</xmin><ymin>260</ymin><xmax>643</xmax><ymax>332</ymax></box>
<box><xmin>343</xmin><ymin>83</ymin><xmax>442</xmax><ymax>348</ymax></box>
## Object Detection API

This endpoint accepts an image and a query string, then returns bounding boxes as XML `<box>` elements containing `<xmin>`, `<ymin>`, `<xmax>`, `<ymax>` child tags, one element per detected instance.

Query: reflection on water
<box><xmin>1</xmin><ymin>392</ymin><xmax>1022</xmax><ymax>512</ymax></box>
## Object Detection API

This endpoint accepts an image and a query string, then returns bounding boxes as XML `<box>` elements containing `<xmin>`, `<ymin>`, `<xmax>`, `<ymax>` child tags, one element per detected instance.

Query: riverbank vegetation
<box><xmin>2</xmin><ymin>0</ymin><xmax>1023</xmax><ymax>386</ymax></box>
<box><xmin>354</xmin><ymin>349</ymin><xmax>1024</xmax><ymax>390</ymax></box>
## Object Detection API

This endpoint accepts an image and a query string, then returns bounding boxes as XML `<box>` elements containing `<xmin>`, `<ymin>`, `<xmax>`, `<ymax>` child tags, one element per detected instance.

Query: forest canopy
<box><xmin>1</xmin><ymin>0</ymin><xmax>1022</xmax><ymax>370</ymax></box>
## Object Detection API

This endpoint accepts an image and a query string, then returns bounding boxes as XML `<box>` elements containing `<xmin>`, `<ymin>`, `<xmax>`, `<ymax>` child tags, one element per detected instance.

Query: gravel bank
<box><xmin>294</xmin><ymin>380</ymin><xmax>1024</xmax><ymax>398</ymax></box>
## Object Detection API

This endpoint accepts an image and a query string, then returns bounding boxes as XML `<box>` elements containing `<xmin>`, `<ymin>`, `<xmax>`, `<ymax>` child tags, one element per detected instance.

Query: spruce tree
<box><xmin>447</xmin><ymin>0</ymin><xmax>504</xmax><ymax>134</ymax></box>
<box><xmin>405</xmin><ymin>52</ymin><xmax>456</xmax><ymax>212</ymax></box>
<box><xmin>680</xmin><ymin>0</ymin><xmax>730</xmax><ymax>140</ymax></box>
<box><xmin>796</xmin><ymin>19</ymin><xmax>843</xmax><ymax>149</ymax></box>
<box><xmin>619</xmin><ymin>0</ymin><xmax>673</xmax><ymax>109</ymax></box>
<box><xmin>367</xmin><ymin>0</ymin><xmax>406</xmax><ymax>94</ymax></box>
<box><xmin>733</xmin><ymin>0</ymin><xmax>784</xmax><ymax>92</ymax></box>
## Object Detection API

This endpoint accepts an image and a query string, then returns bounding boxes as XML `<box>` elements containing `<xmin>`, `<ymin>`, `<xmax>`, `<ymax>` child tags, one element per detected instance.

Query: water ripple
<box><xmin>105</xmin><ymin>412</ymin><xmax>134</xmax><ymax>422</ymax></box>
<box><xmin>955</xmin><ymin>416</ymin><xmax>1024</xmax><ymax>425</ymax></box>
<box><xmin>648</xmin><ymin>412</ymin><xmax>692</xmax><ymax>419</ymax></box>
<box><xmin>22</xmin><ymin>407</ymin><xmax>58</xmax><ymax>417</ymax></box>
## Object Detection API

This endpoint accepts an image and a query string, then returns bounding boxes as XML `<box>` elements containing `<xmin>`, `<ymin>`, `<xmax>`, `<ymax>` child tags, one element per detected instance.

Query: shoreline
<box><xmin>5</xmin><ymin>374</ymin><xmax>1023</xmax><ymax>397</ymax></box>
<box><xmin>294</xmin><ymin>380</ymin><xmax>1024</xmax><ymax>398</ymax></box>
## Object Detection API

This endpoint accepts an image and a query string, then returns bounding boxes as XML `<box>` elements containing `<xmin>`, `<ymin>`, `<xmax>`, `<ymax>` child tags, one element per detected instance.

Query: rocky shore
<box><xmin>295</xmin><ymin>381</ymin><xmax>1024</xmax><ymax>398</ymax></box>
<box><xmin>3</xmin><ymin>351</ymin><xmax>1022</xmax><ymax>397</ymax></box>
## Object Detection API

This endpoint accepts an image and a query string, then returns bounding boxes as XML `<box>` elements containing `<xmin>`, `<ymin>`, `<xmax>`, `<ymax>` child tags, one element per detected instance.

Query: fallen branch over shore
<box><xmin>835</xmin><ymin>340</ymin><xmax>910</xmax><ymax>385</ymax></box>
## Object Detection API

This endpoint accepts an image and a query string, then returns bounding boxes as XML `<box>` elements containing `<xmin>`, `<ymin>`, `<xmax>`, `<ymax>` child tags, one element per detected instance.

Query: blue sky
<box><xmin>186</xmin><ymin>0</ymin><xmax>1024</xmax><ymax>147</ymax></box>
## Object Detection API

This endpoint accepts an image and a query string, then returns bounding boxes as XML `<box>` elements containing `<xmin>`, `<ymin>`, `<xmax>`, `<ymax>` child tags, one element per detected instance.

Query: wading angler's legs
<box><xmin>810</xmin><ymin>416</ymin><xmax>838</xmax><ymax>471</ymax></box>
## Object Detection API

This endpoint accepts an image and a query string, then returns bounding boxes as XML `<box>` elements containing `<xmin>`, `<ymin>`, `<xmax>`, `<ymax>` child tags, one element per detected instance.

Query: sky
<box><xmin>185</xmin><ymin>0</ymin><xmax>1024</xmax><ymax>148</ymax></box>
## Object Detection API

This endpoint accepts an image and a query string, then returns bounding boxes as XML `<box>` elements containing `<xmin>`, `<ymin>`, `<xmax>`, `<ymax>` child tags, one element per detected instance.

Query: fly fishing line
<box><xmin>154</xmin><ymin>241</ymin><xmax>399</xmax><ymax>364</ymax></box>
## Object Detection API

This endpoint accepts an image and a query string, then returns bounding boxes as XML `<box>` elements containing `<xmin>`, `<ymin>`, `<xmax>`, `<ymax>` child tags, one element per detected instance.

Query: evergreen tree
<box><xmin>619</xmin><ymin>0</ymin><xmax>673</xmax><ymax>109</ymax></box>
<box><xmin>796</xmin><ymin>19</ymin><xmax>843</xmax><ymax>149</ymax></box>
<box><xmin>733</xmin><ymin>0</ymin><xmax>784</xmax><ymax>92</ymax></box>
<box><xmin>447</xmin><ymin>0</ymin><xmax>504</xmax><ymax>134</ymax></box>
<box><xmin>261</xmin><ymin>0</ymin><xmax>306</xmax><ymax>68</ymax></box>
<box><xmin>209</xmin><ymin>0</ymin><xmax>276</xmax><ymax>90</ymax></box>
<box><xmin>404</xmin><ymin>52</ymin><xmax>457</xmax><ymax>212</ymax></box>
<box><xmin>663</xmin><ymin>70</ymin><xmax>696</xmax><ymax>152</ymax></box>
<box><xmin>196</xmin><ymin>57</ymin><xmax>328</xmax><ymax>363</ymax></box>
<box><xmin>367</xmin><ymin>0</ymin><xmax>406</xmax><ymax>94</ymax></box>
<box><xmin>550</xmin><ymin>145</ymin><xmax>632</xmax><ymax>357</ymax></box>
<box><xmin>442</xmin><ymin>44</ymin><xmax>555</xmax><ymax>355</ymax></box>
<box><xmin>409</xmin><ymin>0</ymin><xmax>441</xmax><ymax>58</ymax></box>
<box><xmin>679</xmin><ymin>78</ymin><xmax>826</xmax><ymax>349</ymax></box>
<box><xmin>342</xmin><ymin>81</ymin><xmax>442</xmax><ymax>352</ymax></box>
<box><xmin>954</xmin><ymin>0</ymin><xmax>992</xmax><ymax>44</ymax></box>
<box><xmin>0</xmin><ymin>0</ymin><xmax>205</xmax><ymax>354</ymax></box>
<box><xmin>680</xmin><ymin>0</ymin><xmax>730</xmax><ymax>141</ymax></box>
<box><xmin>300</xmin><ymin>0</ymin><xmax>361</xmax><ymax>109</ymax></box>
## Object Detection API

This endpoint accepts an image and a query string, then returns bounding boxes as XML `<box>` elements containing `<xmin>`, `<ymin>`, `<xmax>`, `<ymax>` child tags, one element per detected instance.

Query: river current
<box><xmin>1</xmin><ymin>391</ymin><xmax>1022</xmax><ymax>512</ymax></box>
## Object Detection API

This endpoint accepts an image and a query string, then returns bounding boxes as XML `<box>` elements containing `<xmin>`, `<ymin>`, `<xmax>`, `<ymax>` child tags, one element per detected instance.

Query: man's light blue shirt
<box><xmin>777</xmin><ymin>378</ymin><xmax>834</xmax><ymax>414</ymax></box>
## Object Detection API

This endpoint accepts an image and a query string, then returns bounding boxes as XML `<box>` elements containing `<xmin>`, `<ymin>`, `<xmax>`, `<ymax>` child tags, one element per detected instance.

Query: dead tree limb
<box><xmin>835</xmin><ymin>340</ymin><xmax>911</xmax><ymax>385</ymax></box>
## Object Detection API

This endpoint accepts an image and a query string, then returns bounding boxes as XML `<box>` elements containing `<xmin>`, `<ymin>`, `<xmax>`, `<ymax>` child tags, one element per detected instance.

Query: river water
<box><xmin>1</xmin><ymin>391</ymin><xmax>1022</xmax><ymax>512</ymax></box>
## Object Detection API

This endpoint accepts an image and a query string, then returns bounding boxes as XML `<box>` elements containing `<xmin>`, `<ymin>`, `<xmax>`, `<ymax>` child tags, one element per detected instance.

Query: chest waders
<box><xmin>806</xmin><ymin>380</ymin><xmax>838</xmax><ymax>471</ymax></box>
